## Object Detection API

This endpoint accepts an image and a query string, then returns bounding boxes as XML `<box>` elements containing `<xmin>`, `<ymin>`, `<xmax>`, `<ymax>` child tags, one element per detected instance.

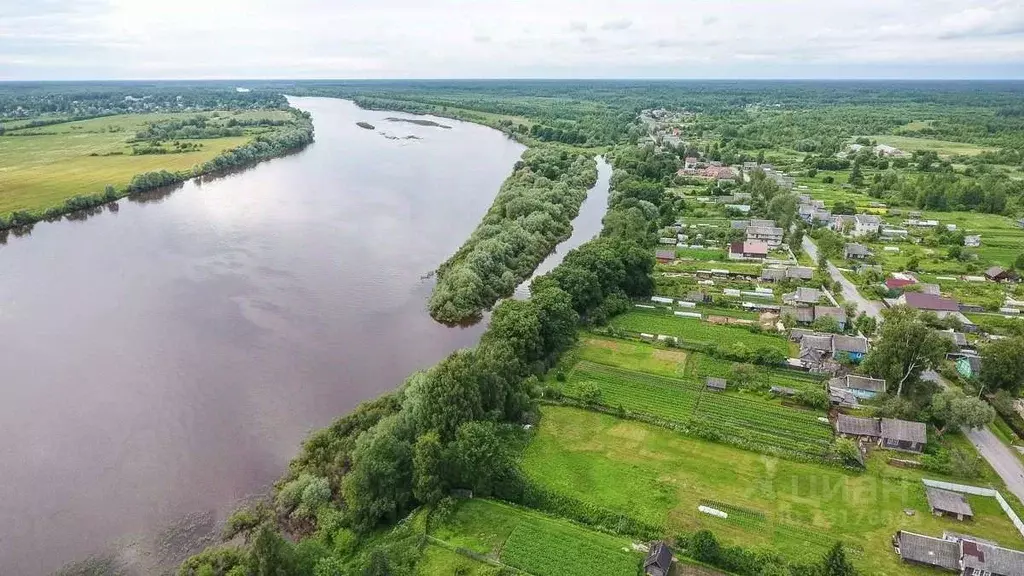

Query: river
<box><xmin>0</xmin><ymin>97</ymin><xmax>611</xmax><ymax>575</ymax></box>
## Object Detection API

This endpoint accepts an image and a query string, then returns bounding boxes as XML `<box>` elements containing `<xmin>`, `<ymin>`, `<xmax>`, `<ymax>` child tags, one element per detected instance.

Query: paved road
<box><xmin>924</xmin><ymin>370</ymin><xmax>1024</xmax><ymax>502</ymax></box>
<box><xmin>801</xmin><ymin>235</ymin><xmax>885</xmax><ymax>320</ymax></box>
<box><xmin>803</xmin><ymin>234</ymin><xmax>1024</xmax><ymax>499</ymax></box>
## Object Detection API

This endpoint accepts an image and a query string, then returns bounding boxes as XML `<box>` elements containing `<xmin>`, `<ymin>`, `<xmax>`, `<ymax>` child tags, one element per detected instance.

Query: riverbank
<box><xmin>0</xmin><ymin>108</ymin><xmax>314</xmax><ymax>231</ymax></box>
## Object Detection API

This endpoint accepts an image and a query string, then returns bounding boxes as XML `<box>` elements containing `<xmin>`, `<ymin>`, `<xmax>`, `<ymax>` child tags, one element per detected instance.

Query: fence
<box><xmin>922</xmin><ymin>478</ymin><xmax>1024</xmax><ymax>538</ymax></box>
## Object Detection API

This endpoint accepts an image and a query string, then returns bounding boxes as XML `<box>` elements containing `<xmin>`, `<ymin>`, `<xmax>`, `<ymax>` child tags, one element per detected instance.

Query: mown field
<box><xmin>607</xmin><ymin>310</ymin><xmax>795</xmax><ymax>355</ymax></box>
<box><xmin>523</xmin><ymin>406</ymin><xmax>1024</xmax><ymax>575</ymax></box>
<box><xmin>0</xmin><ymin>110</ymin><xmax>292</xmax><ymax>216</ymax></box>
<box><xmin>864</xmin><ymin>135</ymin><xmax>995</xmax><ymax>157</ymax></box>
<box><xmin>428</xmin><ymin>499</ymin><xmax>641</xmax><ymax>576</ymax></box>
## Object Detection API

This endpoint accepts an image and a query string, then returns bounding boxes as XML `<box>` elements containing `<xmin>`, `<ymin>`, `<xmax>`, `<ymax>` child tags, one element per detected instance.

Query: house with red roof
<box><xmin>897</xmin><ymin>292</ymin><xmax>959</xmax><ymax>312</ymax></box>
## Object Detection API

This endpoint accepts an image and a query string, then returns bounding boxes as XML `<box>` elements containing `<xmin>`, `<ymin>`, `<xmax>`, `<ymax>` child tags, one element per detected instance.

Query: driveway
<box><xmin>801</xmin><ymin>235</ymin><xmax>885</xmax><ymax>320</ymax></box>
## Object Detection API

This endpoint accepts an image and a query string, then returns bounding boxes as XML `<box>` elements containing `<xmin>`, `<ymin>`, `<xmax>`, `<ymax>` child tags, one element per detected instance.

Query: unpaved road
<box><xmin>801</xmin><ymin>235</ymin><xmax>885</xmax><ymax>320</ymax></box>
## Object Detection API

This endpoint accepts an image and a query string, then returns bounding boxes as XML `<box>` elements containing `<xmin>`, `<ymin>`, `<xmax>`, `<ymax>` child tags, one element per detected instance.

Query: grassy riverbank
<box><xmin>0</xmin><ymin>109</ymin><xmax>311</xmax><ymax>227</ymax></box>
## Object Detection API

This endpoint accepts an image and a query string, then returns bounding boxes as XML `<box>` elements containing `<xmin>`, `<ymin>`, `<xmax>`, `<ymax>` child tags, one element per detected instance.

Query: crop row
<box><xmin>500</xmin><ymin>524</ymin><xmax>639</xmax><ymax>576</ymax></box>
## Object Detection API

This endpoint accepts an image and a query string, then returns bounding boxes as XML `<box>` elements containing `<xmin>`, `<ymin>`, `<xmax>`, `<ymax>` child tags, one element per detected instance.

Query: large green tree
<box><xmin>980</xmin><ymin>337</ymin><xmax>1024</xmax><ymax>395</ymax></box>
<box><xmin>929</xmin><ymin>388</ymin><xmax>994</xmax><ymax>436</ymax></box>
<box><xmin>822</xmin><ymin>542</ymin><xmax>857</xmax><ymax>576</ymax></box>
<box><xmin>412</xmin><ymin>431</ymin><xmax>446</xmax><ymax>505</ymax></box>
<box><xmin>862</xmin><ymin>307</ymin><xmax>950</xmax><ymax>397</ymax></box>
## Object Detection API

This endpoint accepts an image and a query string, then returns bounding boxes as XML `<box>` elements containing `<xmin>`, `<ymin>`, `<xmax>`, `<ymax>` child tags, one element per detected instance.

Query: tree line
<box><xmin>427</xmin><ymin>147</ymin><xmax>598</xmax><ymax>324</ymax></box>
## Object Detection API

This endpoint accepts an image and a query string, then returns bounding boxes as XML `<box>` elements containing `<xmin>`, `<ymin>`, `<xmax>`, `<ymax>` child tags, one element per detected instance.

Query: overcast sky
<box><xmin>2</xmin><ymin>0</ymin><xmax>1023</xmax><ymax>80</ymax></box>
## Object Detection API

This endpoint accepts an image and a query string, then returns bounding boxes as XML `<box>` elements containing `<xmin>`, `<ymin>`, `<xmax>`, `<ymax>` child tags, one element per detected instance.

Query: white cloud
<box><xmin>0</xmin><ymin>0</ymin><xmax>1021</xmax><ymax>79</ymax></box>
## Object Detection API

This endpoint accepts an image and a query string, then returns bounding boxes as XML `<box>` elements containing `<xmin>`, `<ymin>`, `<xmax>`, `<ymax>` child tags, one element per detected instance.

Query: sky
<box><xmin>1</xmin><ymin>0</ymin><xmax>1023</xmax><ymax>80</ymax></box>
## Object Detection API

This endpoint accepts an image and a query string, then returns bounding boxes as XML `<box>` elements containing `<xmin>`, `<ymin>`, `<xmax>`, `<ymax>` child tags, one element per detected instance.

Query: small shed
<box><xmin>835</xmin><ymin>414</ymin><xmax>881</xmax><ymax>439</ymax></box>
<box><xmin>880</xmin><ymin>418</ymin><xmax>927</xmax><ymax>453</ymax></box>
<box><xmin>655</xmin><ymin>249</ymin><xmax>676</xmax><ymax>263</ymax></box>
<box><xmin>986</xmin><ymin>266</ymin><xmax>1020</xmax><ymax>282</ymax></box>
<box><xmin>644</xmin><ymin>541</ymin><xmax>673</xmax><ymax>576</ymax></box>
<box><xmin>926</xmin><ymin>487</ymin><xmax>973</xmax><ymax>521</ymax></box>
<box><xmin>896</xmin><ymin>531</ymin><xmax>962</xmax><ymax>572</ymax></box>
<box><xmin>706</xmin><ymin>377</ymin><xmax>727</xmax><ymax>391</ymax></box>
<box><xmin>770</xmin><ymin>386</ymin><xmax>796</xmax><ymax>396</ymax></box>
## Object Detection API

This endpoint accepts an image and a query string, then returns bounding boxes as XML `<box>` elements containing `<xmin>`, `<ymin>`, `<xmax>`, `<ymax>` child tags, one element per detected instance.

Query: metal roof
<box><xmin>706</xmin><ymin>377</ymin><xmax>727</xmax><ymax>390</ymax></box>
<box><xmin>844</xmin><ymin>374</ymin><xmax>886</xmax><ymax>393</ymax></box>
<box><xmin>835</xmin><ymin>414</ymin><xmax>881</xmax><ymax>437</ymax></box>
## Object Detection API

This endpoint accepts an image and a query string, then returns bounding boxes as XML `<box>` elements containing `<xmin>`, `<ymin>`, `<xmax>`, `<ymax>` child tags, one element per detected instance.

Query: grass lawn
<box><xmin>416</xmin><ymin>544</ymin><xmax>500</xmax><ymax>576</ymax></box>
<box><xmin>608</xmin><ymin>310</ymin><xmax>794</xmax><ymax>355</ymax></box>
<box><xmin>429</xmin><ymin>499</ymin><xmax>640</xmax><ymax>576</ymax></box>
<box><xmin>523</xmin><ymin>406</ymin><xmax>1024</xmax><ymax>575</ymax></box>
<box><xmin>0</xmin><ymin>110</ymin><xmax>290</xmax><ymax>216</ymax></box>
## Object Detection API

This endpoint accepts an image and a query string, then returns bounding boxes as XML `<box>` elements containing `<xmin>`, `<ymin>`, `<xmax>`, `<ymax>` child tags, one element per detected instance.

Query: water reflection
<box><xmin>0</xmin><ymin>97</ymin><xmax>526</xmax><ymax>575</ymax></box>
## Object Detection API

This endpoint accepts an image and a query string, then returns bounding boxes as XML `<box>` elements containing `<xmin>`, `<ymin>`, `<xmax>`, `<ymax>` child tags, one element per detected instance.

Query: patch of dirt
<box><xmin>653</xmin><ymin>349</ymin><xmax>688</xmax><ymax>363</ymax></box>
<box><xmin>584</xmin><ymin>337</ymin><xmax>622</xmax><ymax>351</ymax></box>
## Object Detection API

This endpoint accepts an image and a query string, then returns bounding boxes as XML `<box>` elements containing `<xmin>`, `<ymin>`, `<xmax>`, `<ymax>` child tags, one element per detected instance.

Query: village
<box><xmin>571</xmin><ymin>109</ymin><xmax>1024</xmax><ymax>576</ymax></box>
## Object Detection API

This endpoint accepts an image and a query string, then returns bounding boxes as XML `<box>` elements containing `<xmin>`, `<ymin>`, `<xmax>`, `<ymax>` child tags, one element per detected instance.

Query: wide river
<box><xmin>0</xmin><ymin>97</ymin><xmax>610</xmax><ymax>574</ymax></box>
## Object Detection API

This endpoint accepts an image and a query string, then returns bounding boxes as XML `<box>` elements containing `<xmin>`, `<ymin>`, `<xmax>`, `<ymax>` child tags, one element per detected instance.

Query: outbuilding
<box><xmin>881</xmin><ymin>418</ymin><xmax>927</xmax><ymax>453</ymax></box>
<box><xmin>706</xmin><ymin>377</ymin><xmax>727</xmax><ymax>391</ymax></box>
<box><xmin>926</xmin><ymin>487</ymin><xmax>973</xmax><ymax>521</ymax></box>
<box><xmin>644</xmin><ymin>541</ymin><xmax>673</xmax><ymax>576</ymax></box>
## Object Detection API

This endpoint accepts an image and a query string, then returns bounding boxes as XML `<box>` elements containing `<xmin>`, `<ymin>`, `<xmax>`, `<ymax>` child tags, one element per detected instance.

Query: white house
<box><xmin>851</xmin><ymin>214</ymin><xmax>881</xmax><ymax>237</ymax></box>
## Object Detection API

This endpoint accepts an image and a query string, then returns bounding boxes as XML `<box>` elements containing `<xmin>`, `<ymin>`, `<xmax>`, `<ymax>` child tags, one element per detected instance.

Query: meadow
<box><xmin>0</xmin><ymin>110</ymin><xmax>293</xmax><ymax>216</ymax></box>
<box><xmin>523</xmin><ymin>406</ymin><xmax>1024</xmax><ymax>575</ymax></box>
<box><xmin>865</xmin><ymin>135</ymin><xmax>995</xmax><ymax>157</ymax></box>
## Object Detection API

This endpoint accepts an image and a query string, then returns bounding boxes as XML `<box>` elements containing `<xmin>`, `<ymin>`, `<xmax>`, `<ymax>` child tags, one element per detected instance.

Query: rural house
<box><xmin>814</xmin><ymin>306</ymin><xmax>848</xmax><ymax>330</ymax></box>
<box><xmin>830</xmin><ymin>374</ymin><xmax>886</xmax><ymax>399</ymax></box>
<box><xmin>706</xmin><ymin>377</ymin><xmax>727</xmax><ymax>391</ymax></box>
<box><xmin>728</xmin><ymin>240</ymin><xmax>769</xmax><ymax>260</ymax></box>
<box><xmin>898</xmin><ymin>292</ymin><xmax>959</xmax><ymax>312</ymax></box>
<box><xmin>832</xmin><ymin>214</ymin><xmax>855</xmax><ymax>233</ymax></box>
<box><xmin>880</xmin><ymin>418</ymin><xmax>927</xmax><ymax>453</ymax></box>
<box><xmin>844</xmin><ymin>243</ymin><xmax>872</xmax><ymax>260</ymax></box>
<box><xmin>851</xmin><ymin>214</ymin><xmax>882</xmax><ymax>237</ymax></box>
<box><xmin>787</xmin><ymin>266</ymin><xmax>814</xmax><ymax>280</ymax></box>
<box><xmin>784</xmin><ymin>287</ymin><xmax>823</xmax><ymax>306</ymax></box>
<box><xmin>655</xmin><ymin>249</ymin><xmax>676</xmax><ymax>264</ymax></box>
<box><xmin>782</xmin><ymin>306</ymin><xmax>815</xmax><ymax>324</ymax></box>
<box><xmin>926</xmin><ymin>487</ymin><xmax>973</xmax><ymax>521</ymax></box>
<box><xmin>832</xmin><ymin>334</ymin><xmax>869</xmax><ymax>362</ymax></box>
<box><xmin>894</xmin><ymin>531</ymin><xmax>962</xmax><ymax>572</ymax></box>
<box><xmin>644</xmin><ymin>541</ymin><xmax>673</xmax><ymax>576</ymax></box>
<box><xmin>986</xmin><ymin>266</ymin><xmax>1020</xmax><ymax>283</ymax></box>
<box><xmin>761</xmin><ymin>267</ymin><xmax>787</xmax><ymax>282</ymax></box>
<box><xmin>834</xmin><ymin>414</ymin><xmax>881</xmax><ymax>440</ymax></box>
<box><xmin>746</xmin><ymin>224</ymin><xmax>784</xmax><ymax>247</ymax></box>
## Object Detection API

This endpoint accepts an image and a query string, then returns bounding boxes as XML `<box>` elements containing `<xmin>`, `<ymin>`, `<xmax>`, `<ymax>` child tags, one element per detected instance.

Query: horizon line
<box><xmin>2</xmin><ymin>77</ymin><xmax>1024</xmax><ymax>84</ymax></box>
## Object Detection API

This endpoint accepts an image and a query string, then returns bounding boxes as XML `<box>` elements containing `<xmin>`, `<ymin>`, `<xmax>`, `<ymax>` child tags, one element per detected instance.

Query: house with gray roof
<box><xmin>881</xmin><ymin>418</ymin><xmax>927</xmax><ymax>453</ymax></box>
<box><xmin>782</xmin><ymin>305</ymin><xmax>815</xmax><ymax>324</ymax></box>
<box><xmin>844</xmin><ymin>243</ymin><xmax>872</xmax><ymax>260</ymax></box>
<box><xmin>786</xmin><ymin>267</ymin><xmax>814</xmax><ymax>280</ymax></box>
<box><xmin>814</xmin><ymin>306</ymin><xmax>848</xmax><ymax>329</ymax></box>
<box><xmin>895</xmin><ymin>531</ymin><xmax>962</xmax><ymax>572</ymax></box>
<box><xmin>830</xmin><ymin>374</ymin><xmax>886</xmax><ymax>399</ymax></box>
<box><xmin>835</xmin><ymin>414</ymin><xmax>881</xmax><ymax>439</ymax></box>
<box><xmin>761</xmin><ymin>267</ymin><xmax>787</xmax><ymax>282</ymax></box>
<box><xmin>961</xmin><ymin>538</ymin><xmax>1024</xmax><ymax>576</ymax></box>
<box><xmin>644</xmin><ymin>541</ymin><xmax>673</xmax><ymax>576</ymax></box>
<box><xmin>784</xmin><ymin>287</ymin><xmax>823</xmax><ymax>305</ymax></box>
<box><xmin>852</xmin><ymin>214</ymin><xmax>882</xmax><ymax>237</ymax></box>
<box><xmin>926</xmin><ymin>487</ymin><xmax>973</xmax><ymax>521</ymax></box>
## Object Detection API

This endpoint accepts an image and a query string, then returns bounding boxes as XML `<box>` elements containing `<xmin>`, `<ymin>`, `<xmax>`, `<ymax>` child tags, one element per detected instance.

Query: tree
<box><xmin>767</xmin><ymin>193</ymin><xmax>798</xmax><ymax>231</ymax></box>
<box><xmin>690</xmin><ymin>530</ymin><xmax>720</xmax><ymax>564</ymax></box>
<box><xmin>412</xmin><ymin>431</ymin><xmax>446</xmax><ymax>505</ymax></box>
<box><xmin>830</xmin><ymin>438</ymin><xmax>861</xmax><ymax>466</ymax></box>
<box><xmin>812</xmin><ymin>315</ymin><xmax>842</xmax><ymax>334</ymax></box>
<box><xmin>862</xmin><ymin>307</ymin><xmax>949</xmax><ymax>397</ymax></box>
<box><xmin>848</xmin><ymin>162</ymin><xmax>864</xmax><ymax>187</ymax></box>
<box><xmin>950</xmin><ymin>447</ymin><xmax>981</xmax><ymax>479</ymax></box>
<box><xmin>447</xmin><ymin>421</ymin><xmax>516</xmax><ymax>498</ymax></box>
<box><xmin>855</xmin><ymin>312</ymin><xmax>877</xmax><ymax>336</ymax></box>
<box><xmin>929</xmin><ymin>388</ymin><xmax>994</xmax><ymax>436</ymax></box>
<box><xmin>1014</xmin><ymin>253</ymin><xmax>1024</xmax><ymax>271</ymax></box>
<box><xmin>342</xmin><ymin>415</ymin><xmax>415</xmax><ymax>532</ymax></box>
<box><xmin>980</xmin><ymin>337</ymin><xmax>1024</xmax><ymax>395</ymax></box>
<box><xmin>822</xmin><ymin>542</ymin><xmax>857</xmax><ymax>576</ymax></box>
<box><xmin>247</xmin><ymin>524</ymin><xmax>296</xmax><ymax>576</ymax></box>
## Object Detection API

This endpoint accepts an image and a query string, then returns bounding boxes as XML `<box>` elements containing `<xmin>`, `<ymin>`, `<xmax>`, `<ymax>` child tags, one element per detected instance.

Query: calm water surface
<box><xmin>0</xmin><ymin>97</ymin><xmax>533</xmax><ymax>574</ymax></box>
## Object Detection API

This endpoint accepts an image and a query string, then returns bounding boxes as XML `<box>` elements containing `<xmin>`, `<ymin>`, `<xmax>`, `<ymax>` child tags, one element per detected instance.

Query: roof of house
<box><xmin>845</xmin><ymin>243</ymin><xmax>872</xmax><ymax>257</ymax></box>
<box><xmin>898</xmin><ymin>531</ymin><xmax>962</xmax><ymax>571</ymax></box>
<box><xmin>881</xmin><ymin>418</ymin><xmax>927</xmax><ymax>444</ymax></box>
<box><xmin>854</xmin><ymin>214</ymin><xmax>882</xmax><ymax>226</ymax></box>
<box><xmin>829</xmin><ymin>387</ymin><xmax>859</xmax><ymax>407</ymax></box>
<box><xmin>731</xmin><ymin>220</ymin><xmax>750</xmax><ymax>229</ymax></box>
<box><xmin>789</xmin><ymin>328</ymin><xmax>814</xmax><ymax>341</ymax></box>
<box><xmin>844</xmin><ymin>374</ymin><xmax>886</xmax><ymax>393</ymax></box>
<box><xmin>749</xmin><ymin>218</ymin><xmax>776</xmax><ymax>228</ymax></box>
<box><xmin>814</xmin><ymin>306</ymin><xmax>847</xmax><ymax>324</ymax></box>
<box><xmin>655</xmin><ymin>249</ymin><xmax>676</xmax><ymax>260</ymax></box>
<box><xmin>787</xmin><ymin>267</ymin><xmax>814</xmax><ymax>280</ymax></box>
<box><xmin>835</xmin><ymin>414</ymin><xmax>881</xmax><ymax>437</ymax></box>
<box><xmin>761</xmin><ymin>268</ymin><xmax>787</xmax><ymax>281</ymax></box>
<box><xmin>788</xmin><ymin>287</ymin><xmax>822</xmax><ymax>304</ymax></box>
<box><xmin>925</xmin><ymin>487</ymin><xmax>973</xmax><ymax>517</ymax></box>
<box><xmin>742</xmin><ymin>240</ymin><xmax>769</xmax><ymax>255</ymax></box>
<box><xmin>962</xmin><ymin>539</ymin><xmax>1024</xmax><ymax>575</ymax></box>
<box><xmin>939</xmin><ymin>331</ymin><xmax>969</xmax><ymax>347</ymax></box>
<box><xmin>801</xmin><ymin>334</ymin><xmax>835</xmax><ymax>352</ymax></box>
<box><xmin>902</xmin><ymin>292</ymin><xmax>959</xmax><ymax>312</ymax></box>
<box><xmin>987</xmin><ymin>266</ymin><xmax>1007</xmax><ymax>278</ymax></box>
<box><xmin>747</xmin><ymin>225</ymin><xmax>784</xmax><ymax>237</ymax></box>
<box><xmin>833</xmin><ymin>334</ymin><xmax>869</xmax><ymax>354</ymax></box>
<box><xmin>644</xmin><ymin>541</ymin><xmax>673</xmax><ymax>573</ymax></box>
<box><xmin>886</xmin><ymin>277</ymin><xmax>917</xmax><ymax>290</ymax></box>
<box><xmin>706</xmin><ymin>377</ymin><xmax>727</xmax><ymax>390</ymax></box>
<box><xmin>782</xmin><ymin>306</ymin><xmax>815</xmax><ymax>323</ymax></box>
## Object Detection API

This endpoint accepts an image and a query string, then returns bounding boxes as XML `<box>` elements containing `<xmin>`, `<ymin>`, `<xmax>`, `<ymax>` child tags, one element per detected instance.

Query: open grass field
<box><xmin>563</xmin><ymin>360</ymin><xmax>833</xmax><ymax>458</ymax></box>
<box><xmin>416</xmin><ymin>544</ymin><xmax>500</xmax><ymax>576</ymax></box>
<box><xmin>0</xmin><ymin>110</ymin><xmax>289</xmax><ymax>216</ymax></box>
<box><xmin>864</xmin><ymin>135</ymin><xmax>995</xmax><ymax>157</ymax></box>
<box><xmin>523</xmin><ymin>406</ymin><xmax>1024</xmax><ymax>575</ymax></box>
<box><xmin>608</xmin><ymin>310</ymin><xmax>794</xmax><ymax>355</ymax></box>
<box><xmin>429</xmin><ymin>499</ymin><xmax>640</xmax><ymax>576</ymax></box>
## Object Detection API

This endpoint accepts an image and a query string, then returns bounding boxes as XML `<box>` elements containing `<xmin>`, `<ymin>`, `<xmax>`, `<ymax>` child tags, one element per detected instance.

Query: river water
<box><xmin>0</xmin><ymin>97</ymin><xmax>610</xmax><ymax>575</ymax></box>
